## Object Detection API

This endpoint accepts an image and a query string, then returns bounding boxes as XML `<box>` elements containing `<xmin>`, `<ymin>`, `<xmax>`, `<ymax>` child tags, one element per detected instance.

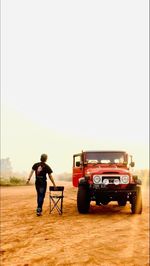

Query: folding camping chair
<box><xmin>49</xmin><ymin>186</ymin><xmax>64</xmax><ymax>215</ymax></box>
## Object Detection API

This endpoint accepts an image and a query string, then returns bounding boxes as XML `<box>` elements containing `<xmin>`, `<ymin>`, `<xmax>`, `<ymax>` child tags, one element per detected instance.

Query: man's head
<box><xmin>40</xmin><ymin>154</ymin><xmax>48</xmax><ymax>162</ymax></box>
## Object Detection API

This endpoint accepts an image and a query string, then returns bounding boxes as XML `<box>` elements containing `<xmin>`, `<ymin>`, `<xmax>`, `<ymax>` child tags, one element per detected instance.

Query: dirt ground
<box><xmin>0</xmin><ymin>181</ymin><xmax>149</xmax><ymax>266</ymax></box>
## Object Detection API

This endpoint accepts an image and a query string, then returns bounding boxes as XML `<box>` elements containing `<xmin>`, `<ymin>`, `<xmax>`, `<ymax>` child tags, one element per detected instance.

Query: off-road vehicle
<box><xmin>72</xmin><ymin>150</ymin><xmax>142</xmax><ymax>214</ymax></box>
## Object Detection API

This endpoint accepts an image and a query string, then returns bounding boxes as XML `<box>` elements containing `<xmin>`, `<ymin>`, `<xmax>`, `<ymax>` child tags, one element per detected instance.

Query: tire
<box><xmin>77</xmin><ymin>185</ymin><xmax>90</xmax><ymax>214</ymax></box>
<box><xmin>131</xmin><ymin>187</ymin><xmax>142</xmax><ymax>214</ymax></box>
<box><xmin>118</xmin><ymin>199</ymin><xmax>127</xmax><ymax>206</ymax></box>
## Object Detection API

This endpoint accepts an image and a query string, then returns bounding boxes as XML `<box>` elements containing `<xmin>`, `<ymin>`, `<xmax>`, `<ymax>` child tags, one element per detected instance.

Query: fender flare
<box><xmin>78</xmin><ymin>177</ymin><xmax>89</xmax><ymax>187</ymax></box>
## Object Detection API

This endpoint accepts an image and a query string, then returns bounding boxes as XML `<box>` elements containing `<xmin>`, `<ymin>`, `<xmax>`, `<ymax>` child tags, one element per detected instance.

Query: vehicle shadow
<box><xmin>89</xmin><ymin>202</ymin><xmax>131</xmax><ymax>216</ymax></box>
<box><xmin>62</xmin><ymin>200</ymin><xmax>133</xmax><ymax>218</ymax></box>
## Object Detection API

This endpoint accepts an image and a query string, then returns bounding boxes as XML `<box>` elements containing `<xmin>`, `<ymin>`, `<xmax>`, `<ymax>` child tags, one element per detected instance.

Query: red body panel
<box><xmin>72</xmin><ymin>166</ymin><xmax>83</xmax><ymax>187</ymax></box>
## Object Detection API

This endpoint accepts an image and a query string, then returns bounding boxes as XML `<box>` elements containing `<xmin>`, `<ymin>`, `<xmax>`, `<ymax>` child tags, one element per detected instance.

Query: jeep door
<box><xmin>72</xmin><ymin>153</ymin><xmax>83</xmax><ymax>187</ymax></box>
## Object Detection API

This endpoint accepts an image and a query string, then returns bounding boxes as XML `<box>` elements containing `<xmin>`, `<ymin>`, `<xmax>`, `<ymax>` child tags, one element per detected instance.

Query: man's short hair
<box><xmin>40</xmin><ymin>154</ymin><xmax>48</xmax><ymax>162</ymax></box>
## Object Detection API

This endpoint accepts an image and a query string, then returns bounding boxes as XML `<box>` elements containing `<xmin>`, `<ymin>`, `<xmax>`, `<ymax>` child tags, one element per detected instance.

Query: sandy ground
<box><xmin>0</xmin><ymin>181</ymin><xmax>149</xmax><ymax>266</ymax></box>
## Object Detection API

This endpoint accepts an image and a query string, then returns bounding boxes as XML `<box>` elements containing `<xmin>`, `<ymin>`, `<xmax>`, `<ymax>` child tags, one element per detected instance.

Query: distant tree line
<box><xmin>56</xmin><ymin>172</ymin><xmax>71</xmax><ymax>181</ymax></box>
<box><xmin>0</xmin><ymin>158</ymin><xmax>13</xmax><ymax>178</ymax></box>
<box><xmin>135</xmin><ymin>169</ymin><xmax>149</xmax><ymax>186</ymax></box>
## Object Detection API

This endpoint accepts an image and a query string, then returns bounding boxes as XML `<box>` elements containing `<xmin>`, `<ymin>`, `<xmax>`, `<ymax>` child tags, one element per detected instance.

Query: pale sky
<box><xmin>1</xmin><ymin>0</ymin><xmax>149</xmax><ymax>174</ymax></box>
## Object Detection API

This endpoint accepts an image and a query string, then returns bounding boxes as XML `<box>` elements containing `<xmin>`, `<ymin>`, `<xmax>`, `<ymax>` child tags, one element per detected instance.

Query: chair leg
<box><xmin>60</xmin><ymin>198</ymin><xmax>63</xmax><ymax>214</ymax></box>
<box><xmin>49</xmin><ymin>197</ymin><xmax>63</xmax><ymax>215</ymax></box>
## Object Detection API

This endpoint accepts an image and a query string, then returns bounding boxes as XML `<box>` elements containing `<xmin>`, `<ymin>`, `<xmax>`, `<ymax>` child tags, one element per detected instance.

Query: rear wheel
<box><xmin>131</xmin><ymin>187</ymin><xmax>142</xmax><ymax>214</ymax></box>
<box><xmin>77</xmin><ymin>185</ymin><xmax>90</xmax><ymax>214</ymax></box>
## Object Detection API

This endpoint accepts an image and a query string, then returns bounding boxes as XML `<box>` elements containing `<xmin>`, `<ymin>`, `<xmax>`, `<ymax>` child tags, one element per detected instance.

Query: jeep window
<box><xmin>74</xmin><ymin>155</ymin><xmax>82</xmax><ymax>167</ymax></box>
<box><xmin>85</xmin><ymin>152</ymin><xmax>126</xmax><ymax>164</ymax></box>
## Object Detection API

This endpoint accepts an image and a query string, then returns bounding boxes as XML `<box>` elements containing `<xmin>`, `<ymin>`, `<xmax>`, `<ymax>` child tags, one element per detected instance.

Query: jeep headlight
<box><xmin>114</xmin><ymin>179</ymin><xmax>120</xmax><ymax>185</ymax></box>
<box><xmin>103</xmin><ymin>179</ymin><xmax>109</xmax><ymax>185</ymax></box>
<box><xmin>93</xmin><ymin>175</ymin><xmax>102</xmax><ymax>184</ymax></box>
<box><xmin>121</xmin><ymin>175</ymin><xmax>129</xmax><ymax>184</ymax></box>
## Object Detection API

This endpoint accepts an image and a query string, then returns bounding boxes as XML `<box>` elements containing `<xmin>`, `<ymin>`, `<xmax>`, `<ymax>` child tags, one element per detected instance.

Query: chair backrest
<box><xmin>49</xmin><ymin>186</ymin><xmax>64</xmax><ymax>191</ymax></box>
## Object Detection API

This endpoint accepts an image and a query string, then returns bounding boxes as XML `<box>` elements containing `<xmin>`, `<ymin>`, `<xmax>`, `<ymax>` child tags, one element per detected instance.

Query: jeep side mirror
<box><xmin>130</xmin><ymin>161</ymin><xmax>135</xmax><ymax>167</ymax></box>
<box><xmin>76</xmin><ymin>161</ymin><xmax>81</xmax><ymax>167</ymax></box>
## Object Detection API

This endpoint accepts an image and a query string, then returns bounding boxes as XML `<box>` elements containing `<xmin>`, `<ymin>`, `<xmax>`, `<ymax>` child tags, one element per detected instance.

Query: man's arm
<box><xmin>48</xmin><ymin>173</ymin><xmax>56</xmax><ymax>187</ymax></box>
<box><xmin>26</xmin><ymin>169</ymin><xmax>34</xmax><ymax>184</ymax></box>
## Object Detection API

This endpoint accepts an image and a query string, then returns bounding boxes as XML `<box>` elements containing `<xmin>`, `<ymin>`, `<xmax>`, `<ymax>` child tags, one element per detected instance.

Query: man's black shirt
<box><xmin>32</xmin><ymin>162</ymin><xmax>53</xmax><ymax>181</ymax></box>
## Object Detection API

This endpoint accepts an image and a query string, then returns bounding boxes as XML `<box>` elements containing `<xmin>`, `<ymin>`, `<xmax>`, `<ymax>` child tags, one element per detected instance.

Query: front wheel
<box><xmin>77</xmin><ymin>185</ymin><xmax>90</xmax><ymax>214</ymax></box>
<box><xmin>131</xmin><ymin>187</ymin><xmax>142</xmax><ymax>214</ymax></box>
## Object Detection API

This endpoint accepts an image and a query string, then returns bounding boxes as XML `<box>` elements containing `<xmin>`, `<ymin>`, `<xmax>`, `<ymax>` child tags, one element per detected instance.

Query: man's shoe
<box><xmin>36</xmin><ymin>208</ymin><xmax>42</xmax><ymax>216</ymax></box>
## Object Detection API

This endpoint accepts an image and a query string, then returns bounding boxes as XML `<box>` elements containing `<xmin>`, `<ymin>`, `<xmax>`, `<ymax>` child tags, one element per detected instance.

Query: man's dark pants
<box><xmin>35</xmin><ymin>181</ymin><xmax>47</xmax><ymax>211</ymax></box>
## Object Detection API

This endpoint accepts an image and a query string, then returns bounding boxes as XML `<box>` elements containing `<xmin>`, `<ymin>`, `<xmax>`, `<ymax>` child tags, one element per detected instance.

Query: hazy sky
<box><xmin>1</xmin><ymin>0</ymin><xmax>149</xmax><ymax>174</ymax></box>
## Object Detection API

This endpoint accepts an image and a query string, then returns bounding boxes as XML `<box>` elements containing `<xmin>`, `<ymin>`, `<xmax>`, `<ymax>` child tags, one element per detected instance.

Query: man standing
<box><xmin>26</xmin><ymin>154</ymin><xmax>56</xmax><ymax>216</ymax></box>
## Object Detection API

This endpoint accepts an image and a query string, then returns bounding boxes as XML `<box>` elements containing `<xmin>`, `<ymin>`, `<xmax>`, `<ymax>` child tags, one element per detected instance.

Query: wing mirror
<box><xmin>76</xmin><ymin>161</ymin><xmax>81</xmax><ymax>167</ymax></box>
<box><xmin>130</xmin><ymin>161</ymin><xmax>135</xmax><ymax>167</ymax></box>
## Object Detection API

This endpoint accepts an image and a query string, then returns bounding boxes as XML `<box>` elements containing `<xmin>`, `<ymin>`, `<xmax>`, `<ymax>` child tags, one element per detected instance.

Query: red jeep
<box><xmin>72</xmin><ymin>150</ymin><xmax>142</xmax><ymax>214</ymax></box>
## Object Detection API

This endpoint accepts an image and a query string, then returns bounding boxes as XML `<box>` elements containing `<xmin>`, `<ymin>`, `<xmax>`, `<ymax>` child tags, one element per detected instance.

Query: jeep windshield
<box><xmin>85</xmin><ymin>151</ymin><xmax>126</xmax><ymax>164</ymax></box>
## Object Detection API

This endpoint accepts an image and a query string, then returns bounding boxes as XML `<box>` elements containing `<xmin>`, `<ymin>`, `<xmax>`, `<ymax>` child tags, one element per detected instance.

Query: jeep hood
<box><xmin>85</xmin><ymin>166</ymin><xmax>130</xmax><ymax>175</ymax></box>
